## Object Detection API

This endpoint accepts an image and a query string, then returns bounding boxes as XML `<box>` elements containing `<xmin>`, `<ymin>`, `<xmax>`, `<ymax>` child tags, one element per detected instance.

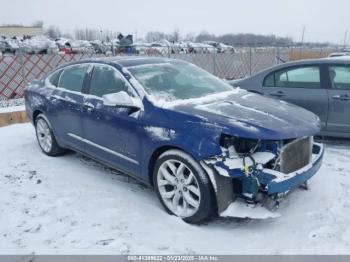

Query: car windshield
<box><xmin>127</xmin><ymin>61</ymin><xmax>233</xmax><ymax>101</ymax></box>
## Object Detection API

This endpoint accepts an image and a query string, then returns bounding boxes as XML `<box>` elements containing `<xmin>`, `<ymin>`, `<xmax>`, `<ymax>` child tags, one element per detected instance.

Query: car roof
<box><xmin>249</xmin><ymin>56</ymin><xmax>350</xmax><ymax>77</ymax></box>
<box><xmin>275</xmin><ymin>57</ymin><xmax>350</xmax><ymax>66</ymax></box>
<box><xmin>232</xmin><ymin>56</ymin><xmax>350</xmax><ymax>84</ymax></box>
<box><xmin>57</xmin><ymin>56</ymin><xmax>175</xmax><ymax>69</ymax></box>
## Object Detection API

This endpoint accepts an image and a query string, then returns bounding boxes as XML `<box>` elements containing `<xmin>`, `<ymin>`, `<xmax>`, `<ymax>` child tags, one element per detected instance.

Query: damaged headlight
<box><xmin>219</xmin><ymin>134</ymin><xmax>260</xmax><ymax>155</ymax></box>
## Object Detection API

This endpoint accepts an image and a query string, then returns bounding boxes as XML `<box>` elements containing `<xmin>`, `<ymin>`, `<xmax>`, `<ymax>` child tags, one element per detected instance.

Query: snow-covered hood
<box><xmin>168</xmin><ymin>91</ymin><xmax>321</xmax><ymax>140</ymax></box>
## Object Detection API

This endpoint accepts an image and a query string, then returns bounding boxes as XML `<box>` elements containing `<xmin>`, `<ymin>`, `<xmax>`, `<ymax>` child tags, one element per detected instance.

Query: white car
<box><xmin>172</xmin><ymin>41</ymin><xmax>189</xmax><ymax>54</ymax></box>
<box><xmin>219</xmin><ymin>43</ymin><xmax>235</xmax><ymax>53</ymax></box>
<box><xmin>23</xmin><ymin>36</ymin><xmax>59</xmax><ymax>54</ymax></box>
<box><xmin>70</xmin><ymin>40</ymin><xmax>95</xmax><ymax>54</ymax></box>
<box><xmin>148</xmin><ymin>41</ymin><xmax>169</xmax><ymax>55</ymax></box>
<box><xmin>329</xmin><ymin>51</ymin><xmax>350</xmax><ymax>57</ymax></box>
<box><xmin>133</xmin><ymin>42</ymin><xmax>151</xmax><ymax>55</ymax></box>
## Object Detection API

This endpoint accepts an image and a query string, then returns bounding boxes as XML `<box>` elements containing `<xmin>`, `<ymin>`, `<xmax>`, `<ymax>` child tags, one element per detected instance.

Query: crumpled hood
<box><xmin>169</xmin><ymin>90</ymin><xmax>321</xmax><ymax>140</ymax></box>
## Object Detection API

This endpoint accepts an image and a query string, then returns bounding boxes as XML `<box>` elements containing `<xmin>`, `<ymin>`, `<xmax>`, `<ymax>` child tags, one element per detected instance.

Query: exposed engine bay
<box><xmin>201</xmin><ymin>134</ymin><xmax>324</xmax><ymax>218</ymax></box>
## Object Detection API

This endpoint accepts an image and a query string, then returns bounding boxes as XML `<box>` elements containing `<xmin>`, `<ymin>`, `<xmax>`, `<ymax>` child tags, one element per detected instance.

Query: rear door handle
<box><xmin>331</xmin><ymin>94</ymin><xmax>350</xmax><ymax>101</ymax></box>
<box><xmin>269</xmin><ymin>91</ymin><xmax>286</xmax><ymax>97</ymax></box>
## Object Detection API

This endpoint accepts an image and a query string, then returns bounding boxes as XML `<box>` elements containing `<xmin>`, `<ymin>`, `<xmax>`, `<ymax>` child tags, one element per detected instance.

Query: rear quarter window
<box><xmin>263</xmin><ymin>73</ymin><xmax>275</xmax><ymax>87</ymax></box>
<box><xmin>329</xmin><ymin>65</ymin><xmax>350</xmax><ymax>89</ymax></box>
<box><xmin>48</xmin><ymin>70</ymin><xmax>62</xmax><ymax>87</ymax></box>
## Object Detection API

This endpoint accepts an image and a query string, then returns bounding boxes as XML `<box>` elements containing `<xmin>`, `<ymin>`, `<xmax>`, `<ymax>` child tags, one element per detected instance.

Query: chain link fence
<box><xmin>0</xmin><ymin>46</ymin><xmax>332</xmax><ymax>99</ymax></box>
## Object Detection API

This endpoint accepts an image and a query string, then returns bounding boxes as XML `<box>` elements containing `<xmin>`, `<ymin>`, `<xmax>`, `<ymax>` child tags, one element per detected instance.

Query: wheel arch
<box><xmin>33</xmin><ymin>109</ymin><xmax>43</xmax><ymax>122</ymax></box>
<box><xmin>33</xmin><ymin>110</ymin><xmax>52</xmax><ymax>127</ymax></box>
<box><xmin>32</xmin><ymin>110</ymin><xmax>55</xmax><ymax>134</ymax></box>
<box><xmin>145</xmin><ymin>132</ymin><xmax>222</xmax><ymax>187</ymax></box>
<box><xmin>148</xmin><ymin>145</ymin><xmax>198</xmax><ymax>187</ymax></box>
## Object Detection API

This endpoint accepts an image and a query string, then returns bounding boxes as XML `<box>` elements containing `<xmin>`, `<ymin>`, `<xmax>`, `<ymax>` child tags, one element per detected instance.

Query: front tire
<box><xmin>153</xmin><ymin>149</ymin><xmax>216</xmax><ymax>223</ymax></box>
<box><xmin>35</xmin><ymin>114</ymin><xmax>65</xmax><ymax>156</ymax></box>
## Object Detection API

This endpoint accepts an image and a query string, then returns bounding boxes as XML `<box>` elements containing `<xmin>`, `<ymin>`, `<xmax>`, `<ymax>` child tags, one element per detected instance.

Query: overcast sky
<box><xmin>1</xmin><ymin>0</ymin><xmax>349</xmax><ymax>43</ymax></box>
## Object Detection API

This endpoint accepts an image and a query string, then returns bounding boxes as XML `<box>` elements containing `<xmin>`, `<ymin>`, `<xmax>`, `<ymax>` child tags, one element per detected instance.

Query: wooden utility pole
<box><xmin>301</xmin><ymin>26</ymin><xmax>306</xmax><ymax>44</ymax></box>
<box><xmin>299</xmin><ymin>26</ymin><xmax>306</xmax><ymax>59</ymax></box>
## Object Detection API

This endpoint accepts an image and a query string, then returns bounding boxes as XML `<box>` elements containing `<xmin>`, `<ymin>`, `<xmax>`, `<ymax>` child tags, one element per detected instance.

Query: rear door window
<box><xmin>328</xmin><ymin>65</ymin><xmax>350</xmax><ymax>89</ymax></box>
<box><xmin>264</xmin><ymin>66</ymin><xmax>321</xmax><ymax>88</ymax></box>
<box><xmin>58</xmin><ymin>65</ymin><xmax>89</xmax><ymax>92</ymax></box>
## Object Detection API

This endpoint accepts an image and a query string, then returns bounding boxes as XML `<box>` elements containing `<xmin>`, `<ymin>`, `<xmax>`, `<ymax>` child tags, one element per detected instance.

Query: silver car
<box><xmin>230</xmin><ymin>57</ymin><xmax>350</xmax><ymax>138</ymax></box>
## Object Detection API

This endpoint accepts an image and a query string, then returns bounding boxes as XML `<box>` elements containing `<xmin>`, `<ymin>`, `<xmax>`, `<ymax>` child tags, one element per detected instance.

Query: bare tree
<box><xmin>145</xmin><ymin>31</ymin><xmax>166</xmax><ymax>42</ymax></box>
<box><xmin>171</xmin><ymin>29</ymin><xmax>180</xmax><ymax>42</ymax></box>
<box><xmin>45</xmin><ymin>25</ymin><xmax>61</xmax><ymax>39</ymax></box>
<box><xmin>32</xmin><ymin>20</ymin><xmax>44</xmax><ymax>28</ymax></box>
<box><xmin>195</xmin><ymin>31</ymin><xmax>216</xmax><ymax>42</ymax></box>
<box><xmin>184</xmin><ymin>32</ymin><xmax>196</xmax><ymax>42</ymax></box>
<box><xmin>195</xmin><ymin>32</ymin><xmax>293</xmax><ymax>47</ymax></box>
<box><xmin>74</xmin><ymin>28</ymin><xmax>119</xmax><ymax>41</ymax></box>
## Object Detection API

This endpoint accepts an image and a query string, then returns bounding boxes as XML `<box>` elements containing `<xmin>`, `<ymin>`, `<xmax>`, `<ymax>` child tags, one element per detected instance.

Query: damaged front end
<box><xmin>201</xmin><ymin>134</ymin><xmax>324</xmax><ymax>219</ymax></box>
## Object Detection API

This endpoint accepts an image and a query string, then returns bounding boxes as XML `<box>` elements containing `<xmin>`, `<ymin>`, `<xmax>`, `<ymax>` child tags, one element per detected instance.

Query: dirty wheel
<box><xmin>153</xmin><ymin>149</ymin><xmax>216</xmax><ymax>223</ymax></box>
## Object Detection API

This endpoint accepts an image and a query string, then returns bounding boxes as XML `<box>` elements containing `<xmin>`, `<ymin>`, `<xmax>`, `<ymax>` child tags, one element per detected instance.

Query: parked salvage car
<box><xmin>22</xmin><ymin>36</ymin><xmax>59</xmax><ymax>54</ymax></box>
<box><xmin>1</xmin><ymin>38</ymin><xmax>21</xmax><ymax>54</ymax></box>
<box><xmin>133</xmin><ymin>42</ymin><xmax>151</xmax><ymax>55</ymax></box>
<box><xmin>0</xmin><ymin>38</ymin><xmax>7</xmax><ymax>53</ymax></box>
<box><xmin>202</xmin><ymin>41</ymin><xmax>234</xmax><ymax>53</ymax></box>
<box><xmin>55</xmin><ymin>38</ymin><xmax>73</xmax><ymax>54</ymax></box>
<box><xmin>328</xmin><ymin>51</ymin><xmax>350</xmax><ymax>58</ymax></box>
<box><xmin>229</xmin><ymin>57</ymin><xmax>350</xmax><ymax>138</ymax></box>
<box><xmin>148</xmin><ymin>42</ymin><xmax>169</xmax><ymax>55</ymax></box>
<box><xmin>25</xmin><ymin>57</ymin><xmax>324</xmax><ymax>223</ymax></box>
<box><xmin>70</xmin><ymin>40</ymin><xmax>95</xmax><ymax>54</ymax></box>
<box><xmin>90</xmin><ymin>40</ymin><xmax>112</xmax><ymax>54</ymax></box>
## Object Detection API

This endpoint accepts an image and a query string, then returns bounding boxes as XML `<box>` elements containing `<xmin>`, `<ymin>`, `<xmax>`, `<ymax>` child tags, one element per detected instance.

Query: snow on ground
<box><xmin>1</xmin><ymin>123</ymin><xmax>350</xmax><ymax>255</ymax></box>
<box><xmin>0</xmin><ymin>98</ymin><xmax>24</xmax><ymax>109</ymax></box>
<box><xmin>0</xmin><ymin>105</ymin><xmax>25</xmax><ymax>114</ymax></box>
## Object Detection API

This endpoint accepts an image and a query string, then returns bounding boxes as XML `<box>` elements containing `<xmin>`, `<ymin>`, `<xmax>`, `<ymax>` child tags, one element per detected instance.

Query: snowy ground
<box><xmin>0</xmin><ymin>98</ymin><xmax>24</xmax><ymax>109</ymax></box>
<box><xmin>1</xmin><ymin>123</ymin><xmax>350</xmax><ymax>255</ymax></box>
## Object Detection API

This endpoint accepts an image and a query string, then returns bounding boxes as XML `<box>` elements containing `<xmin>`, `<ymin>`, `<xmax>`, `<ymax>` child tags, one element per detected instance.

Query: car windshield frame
<box><xmin>126</xmin><ymin>61</ymin><xmax>233</xmax><ymax>103</ymax></box>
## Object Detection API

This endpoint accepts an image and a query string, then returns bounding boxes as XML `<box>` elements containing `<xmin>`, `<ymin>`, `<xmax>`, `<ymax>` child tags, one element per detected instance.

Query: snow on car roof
<box><xmin>56</xmin><ymin>56</ymin><xmax>181</xmax><ymax>70</ymax></box>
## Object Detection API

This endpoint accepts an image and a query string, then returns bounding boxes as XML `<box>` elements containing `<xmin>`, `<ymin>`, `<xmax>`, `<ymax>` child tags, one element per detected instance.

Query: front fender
<box><xmin>140</xmin><ymin>122</ymin><xmax>224</xmax><ymax>182</ymax></box>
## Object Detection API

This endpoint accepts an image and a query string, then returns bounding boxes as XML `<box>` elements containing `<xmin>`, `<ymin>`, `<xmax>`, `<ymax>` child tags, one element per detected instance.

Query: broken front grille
<box><xmin>279</xmin><ymin>137</ymin><xmax>313</xmax><ymax>174</ymax></box>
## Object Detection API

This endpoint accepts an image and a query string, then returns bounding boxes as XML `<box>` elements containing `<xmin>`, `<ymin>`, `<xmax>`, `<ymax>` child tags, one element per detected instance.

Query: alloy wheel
<box><xmin>36</xmin><ymin>118</ymin><xmax>53</xmax><ymax>153</ymax></box>
<box><xmin>157</xmin><ymin>159</ymin><xmax>201</xmax><ymax>218</ymax></box>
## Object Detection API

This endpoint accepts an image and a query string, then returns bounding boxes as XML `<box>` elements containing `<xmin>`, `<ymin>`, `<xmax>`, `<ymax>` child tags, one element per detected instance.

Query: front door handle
<box><xmin>331</xmin><ymin>94</ymin><xmax>350</xmax><ymax>101</ymax></box>
<box><xmin>83</xmin><ymin>102</ymin><xmax>94</xmax><ymax>112</ymax></box>
<box><xmin>269</xmin><ymin>91</ymin><xmax>286</xmax><ymax>97</ymax></box>
<box><xmin>49</xmin><ymin>94</ymin><xmax>62</xmax><ymax>102</ymax></box>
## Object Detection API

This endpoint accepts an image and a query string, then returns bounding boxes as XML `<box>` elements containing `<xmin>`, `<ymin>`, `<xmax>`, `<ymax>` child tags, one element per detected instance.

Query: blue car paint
<box><xmin>51</xmin><ymin>90</ymin><xmax>86</xmax><ymax>152</ymax></box>
<box><xmin>25</xmin><ymin>57</ymin><xmax>323</xmax><ymax>200</ymax></box>
<box><xmin>168</xmin><ymin>92</ymin><xmax>320</xmax><ymax>140</ymax></box>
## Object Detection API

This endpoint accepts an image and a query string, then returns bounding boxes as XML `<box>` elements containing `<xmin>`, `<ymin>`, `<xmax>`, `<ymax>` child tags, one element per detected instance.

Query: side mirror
<box><xmin>102</xmin><ymin>91</ymin><xmax>142</xmax><ymax>110</ymax></box>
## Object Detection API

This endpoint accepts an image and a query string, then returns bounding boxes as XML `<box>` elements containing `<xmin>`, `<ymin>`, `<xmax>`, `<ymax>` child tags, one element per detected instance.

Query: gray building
<box><xmin>0</xmin><ymin>26</ymin><xmax>43</xmax><ymax>38</ymax></box>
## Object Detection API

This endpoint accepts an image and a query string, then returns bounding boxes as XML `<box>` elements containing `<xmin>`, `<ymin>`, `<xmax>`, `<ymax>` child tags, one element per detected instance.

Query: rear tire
<box><xmin>153</xmin><ymin>149</ymin><xmax>216</xmax><ymax>223</ymax></box>
<box><xmin>35</xmin><ymin>114</ymin><xmax>65</xmax><ymax>156</ymax></box>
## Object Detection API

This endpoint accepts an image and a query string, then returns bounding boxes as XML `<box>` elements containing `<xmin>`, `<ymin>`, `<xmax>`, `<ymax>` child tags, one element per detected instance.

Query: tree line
<box><xmin>3</xmin><ymin>21</ymin><xmax>331</xmax><ymax>47</ymax></box>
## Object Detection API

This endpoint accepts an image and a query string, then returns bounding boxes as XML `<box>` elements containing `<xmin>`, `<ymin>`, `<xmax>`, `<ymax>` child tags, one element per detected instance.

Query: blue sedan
<box><xmin>25</xmin><ymin>57</ymin><xmax>324</xmax><ymax>223</ymax></box>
